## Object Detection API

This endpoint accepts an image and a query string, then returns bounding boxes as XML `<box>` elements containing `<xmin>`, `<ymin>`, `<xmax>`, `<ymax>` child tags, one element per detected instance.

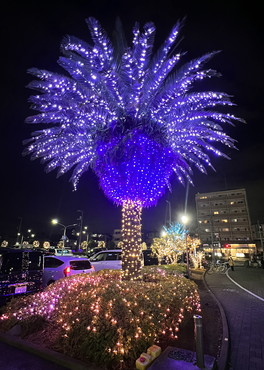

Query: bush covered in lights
<box><xmin>0</xmin><ymin>269</ymin><xmax>200</xmax><ymax>369</ymax></box>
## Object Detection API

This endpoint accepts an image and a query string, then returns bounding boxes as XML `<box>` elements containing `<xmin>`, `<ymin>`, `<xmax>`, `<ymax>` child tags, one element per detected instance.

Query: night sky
<box><xmin>1</xmin><ymin>0</ymin><xmax>263</xmax><ymax>240</ymax></box>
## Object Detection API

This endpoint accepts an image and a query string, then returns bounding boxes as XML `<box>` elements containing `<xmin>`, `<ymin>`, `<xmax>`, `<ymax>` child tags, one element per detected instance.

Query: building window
<box><xmin>222</xmin><ymin>228</ymin><xmax>229</xmax><ymax>232</ymax></box>
<box><xmin>214</xmin><ymin>211</ymin><xmax>219</xmax><ymax>215</ymax></box>
<box><xmin>221</xmin><ymin>219</ymin><xmax>228</xmax><ymax>223</ymax></box>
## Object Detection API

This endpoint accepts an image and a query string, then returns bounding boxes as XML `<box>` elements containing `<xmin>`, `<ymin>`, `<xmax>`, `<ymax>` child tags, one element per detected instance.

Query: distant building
<box><xmin>112</xmin><ymin>229</ymin><xmax>122</xmax><ymax>246</ymax></box>
<box><xmin>195</xmin><ymin>188</ymin><xmax>256</xmax><ymax>258</ymax></box>
<box><xmin>251</xmin><ymin>222</ymin><xmax>264</xmax><ymax>253</ymax></box>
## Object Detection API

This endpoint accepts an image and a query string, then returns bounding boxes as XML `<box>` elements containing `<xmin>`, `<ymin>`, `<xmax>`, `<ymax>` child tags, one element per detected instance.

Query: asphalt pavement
<box><xmin>0</xmin><ymin>339</ymin><xmax>68</xmax><ymax>370</ymax></box>
<box><xmin>204</xmin><ymin>266</ymin><xmax>264</xmax><ymax>370</ymax></box>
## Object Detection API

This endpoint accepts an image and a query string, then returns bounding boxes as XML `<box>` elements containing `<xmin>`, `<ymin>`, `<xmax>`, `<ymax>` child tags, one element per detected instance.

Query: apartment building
<box><xmin>112</xmin><ymin>229</ymin><xmax>122</xmax><ymax>246</ymax></box>
<box><xmin>195</xmin><ymin>188</ymin><xmax>256</xmax><ymax>257</ymax></box>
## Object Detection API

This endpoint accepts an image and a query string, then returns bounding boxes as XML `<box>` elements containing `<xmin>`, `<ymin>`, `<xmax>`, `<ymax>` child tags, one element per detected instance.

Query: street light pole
<box><xmin>185</xmin><ymin>233</ymin><xmax>190</xmax><ymax>278</ymax></box>
<box><xmin>257</xmin><ymin>220</ymin><xmax>264</xmax><ymax>258</ymax></box>
<box><xmin>77</xmin><ymin>210</ymin><xmax>83</xmax><ymax>251</ymax></box>
<box><xmin>51</xmin><ymin>219</ymin><xmax>77</xmax><ymax>251</ymax></box>
<box><xmin>165</xmin><ymin>200</ymin><xmax>172</xmax><ymax>226</ymax></box>
<box><xmin>181</xmin><ymin>214</ymin><xmax>190</xmax><ymax>278</ymax></box>
<box><xmin>16</xmin><ymin>217</ymin><xmax>23</xmax><ymax>245</ymax></box>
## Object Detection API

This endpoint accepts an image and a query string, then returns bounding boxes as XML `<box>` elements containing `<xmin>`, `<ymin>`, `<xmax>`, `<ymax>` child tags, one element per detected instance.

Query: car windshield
<box><xmin>105</xmin><ymin>252</ymin><xmax>121</xmax><ymax>260</ymax></box>
<box><xmin>90</xmin><ymin>253</ymin><xmax>106</xmax><ymax>262</ymax></box>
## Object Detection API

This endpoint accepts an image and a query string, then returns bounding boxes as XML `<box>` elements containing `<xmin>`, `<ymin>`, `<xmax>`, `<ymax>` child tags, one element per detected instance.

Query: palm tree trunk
<box><xmin>121</xmin><ymin>200</ymin><xmax>143</xmax><ymax>280</ymax></box>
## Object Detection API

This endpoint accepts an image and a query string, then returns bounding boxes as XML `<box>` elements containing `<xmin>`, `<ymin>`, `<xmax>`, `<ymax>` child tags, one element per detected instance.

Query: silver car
<box><xmin>43</xmin><ymin>255</ymin><xmax>95</xmax><ymax>287</ymax></box>
<box><xmin>89</xmin><ymin>249</ymin><xmax>122</xmax><ymax>271</ymax></box>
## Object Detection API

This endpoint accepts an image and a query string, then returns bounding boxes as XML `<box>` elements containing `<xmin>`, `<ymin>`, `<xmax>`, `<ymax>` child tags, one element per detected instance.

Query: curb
<box><xmin>202</xmin><ymin>271</ymin><xmax>230</xmax><ymax>370</ymax></box>
<box><xmin>0</xmin><ymin>332</ymin><xmax>102</xmax><ymax>370</ymax></box>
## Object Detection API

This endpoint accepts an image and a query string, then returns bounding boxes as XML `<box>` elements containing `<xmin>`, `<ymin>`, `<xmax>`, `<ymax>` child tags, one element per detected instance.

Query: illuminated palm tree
<box><xmin>25</xmin><ymin>17</ymin><xmax>242</xmax><ymax>280</ymax></box>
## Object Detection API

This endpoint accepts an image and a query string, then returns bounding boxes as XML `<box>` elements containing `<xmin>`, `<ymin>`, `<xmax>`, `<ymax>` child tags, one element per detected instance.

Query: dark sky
<box><xmin>1</xmin><ymin>0</ymin><xmax>263</xmax><ymax>240</ymax></box>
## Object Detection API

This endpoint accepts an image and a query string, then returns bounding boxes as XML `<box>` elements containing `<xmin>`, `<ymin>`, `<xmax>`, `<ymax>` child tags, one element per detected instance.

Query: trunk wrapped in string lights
<box><xmin>24</xmin><ymin>17</ymin><xmax>243</xmax><ymax>280</ymax></box>
<box><xmin>121</xmin><ymin>200</ymin><xmax>143</xmax><ymax>280</ymax></box>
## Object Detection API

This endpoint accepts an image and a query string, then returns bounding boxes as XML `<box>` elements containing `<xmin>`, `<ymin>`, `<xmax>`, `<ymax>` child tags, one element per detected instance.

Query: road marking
<box><xmin>226</xmin><ymin>269</ymin><xmax>264</xmax><ymax>302</ymax></box>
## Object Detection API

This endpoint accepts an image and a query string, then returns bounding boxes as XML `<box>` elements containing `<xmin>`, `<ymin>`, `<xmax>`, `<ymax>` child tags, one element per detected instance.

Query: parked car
<box><xmin>43</xmin><ymin>255</ymin><xmax>95</xmax><ymax>287</ymax></box>
<box><xmin>0</xmin><ymin>247</ymin><xmax>44</xmax><ymax>305</ymax></box>
<box><xmin>89</xmin><ymin>249</ymin><xmax>122</xmax><ymax>271</ymax></box>
<box><xmin>90</xmin><ymin>249</ymin><xmax>153</xmax><ymax>271</ymax></box>
<box><xmin>86</xmin><ymin>247</ymin><xmax>107</xmax><ymax>258</ymax></box>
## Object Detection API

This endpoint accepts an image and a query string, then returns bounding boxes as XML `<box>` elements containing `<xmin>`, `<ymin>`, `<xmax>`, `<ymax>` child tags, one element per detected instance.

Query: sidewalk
<box><xmin>204</xmin><ymin>267</ymin><xmax>264</xmax><ymax>370</ymax></box>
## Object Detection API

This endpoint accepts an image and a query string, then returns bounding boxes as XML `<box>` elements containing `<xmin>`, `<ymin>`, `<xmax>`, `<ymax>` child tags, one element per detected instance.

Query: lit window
<box><xmin>205</xmin><ymin>229</ymin><xmax>210</xmax><ymax>232</ymax></box>
<box><xmin>222</xmin><ymin>228</ymin><xmax>229</xmax><ymax>232</ymax></box>
<box><xmin>230</xmin><ymin>201</ymin><xmax>235</xmax><ymax>205</ymax></box>
<box><xmin>236</xmin><ymin>253</ymin><xmax>245</xmax><ymax>258</ymax></box>
<box><xmin>222</xmin><ymin>219</ymin><xmax>228</xmax><ymax>223</ymax></box>
<box><xmin>214</xmin><ymin>211</ymin><xmax>219</xmax><ymax>215</ymax></box>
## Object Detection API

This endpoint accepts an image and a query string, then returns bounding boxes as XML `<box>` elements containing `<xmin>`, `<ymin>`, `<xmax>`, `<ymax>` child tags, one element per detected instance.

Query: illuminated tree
<box><xmin>33</xmin><ymin>240</ymin><xmax>40</xmax><ymax>248</ymax></box>
<box><xmin>190</xmin><ymin>251</ymin><xmax>204</xmax><ymax>269</ymax></box>
<box><xmin>81</xmin><ymin>240</ymin><xmax>88</xmax><ymax>251</ymax></box>
<box><xmin>25</xmin><ymin>18</ymin><xmax>241</xmax><ymax>280</ymax></box>
<box><xmin>97</xmin><ymin>241</ymin><xmax>106</xmax><ymax>249</ymax></box>
<box><xmin>151</xmin><ymin>223</ymin><xmax>187</xmax><ymax>264</ymax></box>
<box><xmin>151</xmin><ymin>224</ymin><xmax>201</xmax><ymax>265</ymax></box>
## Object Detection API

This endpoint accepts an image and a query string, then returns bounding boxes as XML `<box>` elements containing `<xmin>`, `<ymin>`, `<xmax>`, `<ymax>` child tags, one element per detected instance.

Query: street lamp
<box><xmin>165</xmin><ymin>200</ymin><xmax>172</xmax><ymax>226</ymax></box>
<box><xmin>16</xmin><ymin>217</ymin><xmax>23</xmax><ymax>245</ymax></box>
<box><xmin>181</xmin><ymin>214</ymin><xmax>190</xmax><ymax>278</ymax></box>
<box><xmin>51</xmin><ymin>219</ymin><xmax>77</xmax><ymax>250</ymax></box>
<box><xmin>77</xmin><ymin>210</ymin><xmax>84</xmax><ymax>251</ymax></box>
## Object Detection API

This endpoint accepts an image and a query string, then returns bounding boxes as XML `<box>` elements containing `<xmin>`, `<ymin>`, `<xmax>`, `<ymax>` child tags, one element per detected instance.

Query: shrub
<box><xmin>0</xmin><ymin>267</ymin><xmax>200</xmax><ymax>369</ymax></box>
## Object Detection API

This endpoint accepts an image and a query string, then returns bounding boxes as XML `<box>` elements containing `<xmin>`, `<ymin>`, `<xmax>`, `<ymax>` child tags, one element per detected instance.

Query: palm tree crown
<box><xmin>25</xmin><ymin>17</ymin><xmax>241</xmax><ymax>207</ymax></box>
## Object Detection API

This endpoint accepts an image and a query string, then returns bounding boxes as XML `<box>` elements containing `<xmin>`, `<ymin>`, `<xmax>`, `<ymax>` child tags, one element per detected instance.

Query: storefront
<box><xmin>202</xmin><ymin>243</ymin><xmax>256</xmax><ymax>261</ymax></box>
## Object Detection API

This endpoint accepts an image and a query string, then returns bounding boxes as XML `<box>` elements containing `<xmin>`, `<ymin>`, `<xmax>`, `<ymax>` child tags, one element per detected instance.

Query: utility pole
<box><xmin>16</xmin><ymin>217</ymin><xmax>23</xmax><ymax>245</ymax></box>
<box><xmin>77</xmin><ymin>210</ymin><xmax>83</xmax><ymax>251</ymax></box>
<box><xmin>257</xmin><ymin>220</ymin><xmax>264</xmax><ymax>257</ymax></box>
<box><xmin>210</xmin><ymin>215</ymin><xmax>215</xmax><ymax>264</ymax></box>
<box><xmin>165</xmin><ymin>200</ymin><xmax>172</xmax><ymax>226</ymax></box>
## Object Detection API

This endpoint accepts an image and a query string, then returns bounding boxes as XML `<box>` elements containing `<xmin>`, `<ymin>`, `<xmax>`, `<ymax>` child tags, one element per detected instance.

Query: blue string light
<box><xmin>25</xmin><ymin>17</ymin><xmax>242</xmax><ymax>207</ymax></box>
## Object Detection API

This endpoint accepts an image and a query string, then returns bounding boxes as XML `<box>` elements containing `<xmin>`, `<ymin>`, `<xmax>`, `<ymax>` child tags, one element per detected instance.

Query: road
<box><xmin>205</xmin><ymin>266</ymin><xmax>264</xmax><ymax>370</ymax></box>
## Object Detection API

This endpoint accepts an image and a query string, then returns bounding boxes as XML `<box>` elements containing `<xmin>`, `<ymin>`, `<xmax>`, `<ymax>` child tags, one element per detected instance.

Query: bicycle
<box><xmin>207</xmin><ymin>261</ymin><xmax>229</xmax><ymax>274</ymax></box>
<box><xmin>207</xmin><ymin>263</ymin><xmax>218</xmax><ymax>274</ymax></box>
<box><xmin>218</xmin><ymin>262</ymin><xmax>229</xmax><ymax>274</ymax></box>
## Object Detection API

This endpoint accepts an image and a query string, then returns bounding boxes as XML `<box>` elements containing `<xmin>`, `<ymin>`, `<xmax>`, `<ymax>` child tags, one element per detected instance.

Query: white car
<box><xmin>43</xmin><ymin>255</ymin><xmax>95</xmax><ymax>287</ymax></box>
<box><xmin>89</xmin><ymin>249</ymin><xmax>122</xmax><ymax>271</ymax></box>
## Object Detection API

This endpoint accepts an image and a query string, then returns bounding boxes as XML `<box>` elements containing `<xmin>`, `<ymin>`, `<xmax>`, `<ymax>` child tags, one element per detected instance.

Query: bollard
<box><xmin>193</xmin><ymin>315</ymin><xmax>205</xmax><ymax>369</ymax></box>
